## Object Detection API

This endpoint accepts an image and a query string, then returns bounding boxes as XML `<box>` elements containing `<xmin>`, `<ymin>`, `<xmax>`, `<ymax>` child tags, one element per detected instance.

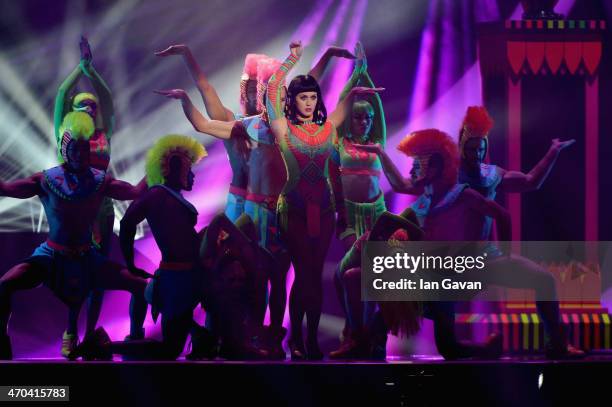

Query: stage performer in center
<box><xmin>265</xmin><ymin>41</ymin><xmax>381</xmax><ymax>360</ymax></box>
<box><xmin>155</xmin><ymin>44</ymin><xmax>355</xmax><ymax>223</ymax></box>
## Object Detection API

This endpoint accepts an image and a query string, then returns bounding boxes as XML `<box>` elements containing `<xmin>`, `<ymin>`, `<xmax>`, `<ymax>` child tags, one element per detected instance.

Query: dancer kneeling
<box><xmin>330</xmin><ymin>210</ymin><xmax>424</xmax><ymax>360</ymax></box>
<box><xmin>117</xmin><ymin>135</ymin><xmax>206</xmax><ymax>360</ymax></box>
<box><xmin>195</xmin><ymin>213</ymin><xmax>272</xmax><ymax>360</ymax></box>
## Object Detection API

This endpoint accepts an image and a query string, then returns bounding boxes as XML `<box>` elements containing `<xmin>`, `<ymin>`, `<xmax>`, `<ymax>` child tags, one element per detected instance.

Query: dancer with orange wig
<box><xmin>456</xmin><ymin>106</ymin><xmax>582</xmax><ymax>359</ymax></box>
<box><xmin>360</xmin><ymin>128</ymin><xmax>582</xmax><ymax>359</ymax></box>
<box><xmin>394</xmin><ymin>128</ymin><xmax>508</xmax><ymax>359</ymax></box>
<box><xmin>458</xmin><ymin>106</ymin><xmax>575</xmax><ymax>241</ymax></box>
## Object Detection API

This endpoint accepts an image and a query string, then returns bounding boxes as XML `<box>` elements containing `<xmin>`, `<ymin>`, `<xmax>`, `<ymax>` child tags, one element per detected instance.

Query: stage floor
<box><xmin>7</xmin><ymin>353</ymin><xmax>612</xmax><ymax>363</ymax></box>
<box><xmin>2</xmin><ymin>356</ymin><xmax>610</xmax><ymax>406</ymax></box>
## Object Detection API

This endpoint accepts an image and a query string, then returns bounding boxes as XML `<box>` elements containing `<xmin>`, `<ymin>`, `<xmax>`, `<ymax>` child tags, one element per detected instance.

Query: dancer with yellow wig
<box><xmin>120</xmin><ymin>135</ymin><xmax>206</xmax><ymax>359</ymax></box>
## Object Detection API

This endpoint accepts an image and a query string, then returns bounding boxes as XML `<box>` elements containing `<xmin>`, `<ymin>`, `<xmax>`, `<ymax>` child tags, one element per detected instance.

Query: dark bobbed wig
<box><xmin>285</xmin><ymin>75</ymin><xmax>327</xmax><ymax>125</ymax></box>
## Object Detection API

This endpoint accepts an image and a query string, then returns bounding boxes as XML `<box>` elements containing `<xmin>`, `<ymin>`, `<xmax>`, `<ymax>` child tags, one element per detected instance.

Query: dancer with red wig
<box><xmin>359</xmin><ymin>128</ymin><xmax>582</xmax><ymax>359</ymax></box>
<box><xmin>458</xmin><ymin>106</ymin><xmax>575</xmax><ymax>241</ymax></box>
<box><xmin>455</xmin><ymin>106</ymin><xmax>582</xmax><ymax>358</ymax></box>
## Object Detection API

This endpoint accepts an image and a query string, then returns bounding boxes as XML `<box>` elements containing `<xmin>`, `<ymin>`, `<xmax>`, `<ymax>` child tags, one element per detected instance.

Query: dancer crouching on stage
<box><xmin>0</xmin><ymin>112</ymin><xmax>148</xmax><ymax>360</ymax></box>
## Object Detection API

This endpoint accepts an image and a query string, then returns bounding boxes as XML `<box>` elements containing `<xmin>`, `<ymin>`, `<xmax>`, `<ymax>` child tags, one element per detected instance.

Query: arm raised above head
<box><xmin>155</xmin><ymin>44</ymin><xmax>234</xmax><ymax>121</ymax></box>
<box><xmin>308</xmin><ymin>45</ymin><xmax>355</xmax><ymax>82</ymax></box>
<box><xmin>266</xmin><ymin>41</ymin><xmax>303</xmax><ymax>138</ymax></box>
<box><xmin>329</xmin><ymin>86</ymin><xmax>383</xmax><ymax>129</ymax></box>
<box><xmin>54</xmin><ymin>64</ymin><xmax>83</xmax><ymax>142</ymax></box>
<box><xmin>82</xmin><ymin>63</ymin><xmax>115</xmax><ymax>137</ymax></box>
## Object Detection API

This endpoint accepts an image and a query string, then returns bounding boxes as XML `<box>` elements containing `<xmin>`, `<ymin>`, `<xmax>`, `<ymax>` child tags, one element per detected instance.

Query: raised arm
<box><xmin>54</xmin><ymin>65</ymin><xmax>83</xmax><ymax>142</ymax></box>
<box><xmin>84</xmin><ymin>64</ymin><xmax>114</xmax><ymax>136</ymax></box>
<box><xmin>353</xmin><ymin>143</ymin><xmax>423</xmax><ymax>195</ymax></box>
<box><xmin>338</xmin><ymin>42</ymin><xmax>367</xmax><ymax>101</ymax></box>
<box><xmin>267</xmin><ymin>41</ymin><xmax>302</xmax><ymax>138</ymax></box>
<box><xmin>155</xmin><ymin>44</ymin><xmax>234</xmax><ymax>121</ymax></box>
<box><xmin>119</xmin><ymin>191</ymin><xmax>153</xmax><ymax>278</ymax></box>
<box><xmin>499</xmin><ymin>138</ymin><xmax>575</xmax><ymax>193</ymax></box>
<box><xmin>463</xmin><ymin>188</ymin><xmax>511</xmax><ymax>242</ymax></box>
<box><xmin>336</xmin><ymin>42</ymin><xmax>386</xmax><ymax>144</ymax></box>
<box><xmin>0</xmin><ymin>174</ymin><xmax>43</xmax><ymax>199</ymax></box>
<box><xmin>154</xmin><ymin>89</ymin><xmax>234</xmax><ymax>139</ymax></box>
<box><xmin>329</xmin><ymin>86</ymin><xmax>383</xmax><ymax>129</ymax></box>
<box><xmin>308</xmin><ymin>46</ymin><xmax>355</xmax><ymax>82</ymax></box>
<box><xmin>104</xmin><ymin>175</ymin><xmax>148</xmax><ymax>201</ymax></box>
<box><xmin>79</xmin><ymin>36</ymin><xmax>115</xmax><ymax>137</ymax></box>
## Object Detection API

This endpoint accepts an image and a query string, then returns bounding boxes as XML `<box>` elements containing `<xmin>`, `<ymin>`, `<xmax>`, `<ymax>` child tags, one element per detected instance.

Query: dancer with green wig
<box><xmin>328</xmin><ymin>42</ymin><xmax>393</xmax><ymax>359</ymax></box>
<box><xmin>0</xmin><ymin>112</ymin><xmax>148</xmax><ymax>360</ymax></box>
<box><xmin>332</xmin><ymin>42</ymin><xmax>387</xmax><ymax>249</ymax></box>
<box><xmin>54</xmin><ymin>37</ymin><xmax>118</xmax><ymax>357</ymax></box>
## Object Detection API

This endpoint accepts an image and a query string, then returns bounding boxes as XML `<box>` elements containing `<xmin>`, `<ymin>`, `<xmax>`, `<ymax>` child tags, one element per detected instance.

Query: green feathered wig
<box><xmin>72</xmin><ymin>92</ymin><xmax>98</xmax><ymax>109</ymax></box>
<box><xmin>57</xmin><ymin>111</ymin><xmax>95</xmax><ymax>163</ymax></box>
<box><xmin>338</xmin><ymin>82</ymin><xmax>386</xmax><ymax>147</ymax></box>
<box><xmin>145</xmin><ymin>135</ymin><xmax>207</xmax><ymax>187</ymax></box>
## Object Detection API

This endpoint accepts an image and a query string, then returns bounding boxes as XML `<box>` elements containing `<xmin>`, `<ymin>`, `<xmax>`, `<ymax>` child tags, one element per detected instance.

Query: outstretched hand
<box><xmin>155</xmin><ymin>44</ymin><xmax>189</xmax><ymax>57</ymax></box>
<box><xmin>290</xmin><ymin>40</ymin><xmax>303</xmax><ymax>58</ymax></box>
<box><xmin>551</xmin><ymin>138</ymin><xmax>575</xmax><ymax>152</ymax></box>
<box><xmin>153</xmin><ymin>89</ymin><xmax>188</xmax><ymax>100</ymax></box>
<box><xmin>349</xmin><ymin>86</ymin><xmax>384</xmax><ymax>98</ymax></box>
<box><xmin>326</xmin><ymin>46</ymin><xmax>356</xmax><ymax>60</ymax></box>
<box><xmin>80</xmin><ymin>35</ymin><xmax>93</xmax><ymax>66</ymax></box>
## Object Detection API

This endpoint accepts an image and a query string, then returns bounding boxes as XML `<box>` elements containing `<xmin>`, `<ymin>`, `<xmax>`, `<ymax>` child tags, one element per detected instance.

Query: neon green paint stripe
<box><xmin>603</xmin><ymin>314</ymin><xmax>610</xmax><ymax>348</ymax></box>
<box><xmin>531</xmin><ymin>313</ymin><xmax>540</xmax><ymax>350</ymax></box>
<box><xmin>521</xmin><ymin>314</ymin><xmax>530</xmax><ymax>350</ymax></box>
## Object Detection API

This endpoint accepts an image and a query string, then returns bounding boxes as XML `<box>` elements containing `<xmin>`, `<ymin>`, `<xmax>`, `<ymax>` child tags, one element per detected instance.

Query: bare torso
<box><xmin>238</xmin><ymin>115</ymin><xmax>287</xmax><ymax>197</ymax></box>
<box><xmin>223</xmin><ymin>138</ymin><xmax>249</xmax><ymax>189</ymax></box>
<box><xmin>247</xmin><ymin>142</ymin><xmax>287</xmax><ymax>196</ymax></box>
<box><xmin>142</xmin><ymin>187</ymin><xmax>199</xmax><ymax>263</ymax></box>
<box><xmin>421</xmin><ymin>192</ymin><xmax>486</xmax><ymax>241</ymax></box>
<box><xmin>341</xmin><ymin>174</ymin><xmax>380</xmax><ymax>202</ymax></box>
<box><xmin>38</xmin><ymin>172</ymin><xmax>107</xmax><ymax>246</ymax></box>
<box><xmin>338</xmin><ymin>138</ymin><xmax>382</xmax><ymax>203</ymax></box>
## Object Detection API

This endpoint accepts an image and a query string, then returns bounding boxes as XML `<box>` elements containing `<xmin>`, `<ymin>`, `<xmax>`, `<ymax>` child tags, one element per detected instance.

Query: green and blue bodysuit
<box><xmin>266</xmin><ymin>53</ymin><xmax>339</xmax><ymax>238</ymax></box>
